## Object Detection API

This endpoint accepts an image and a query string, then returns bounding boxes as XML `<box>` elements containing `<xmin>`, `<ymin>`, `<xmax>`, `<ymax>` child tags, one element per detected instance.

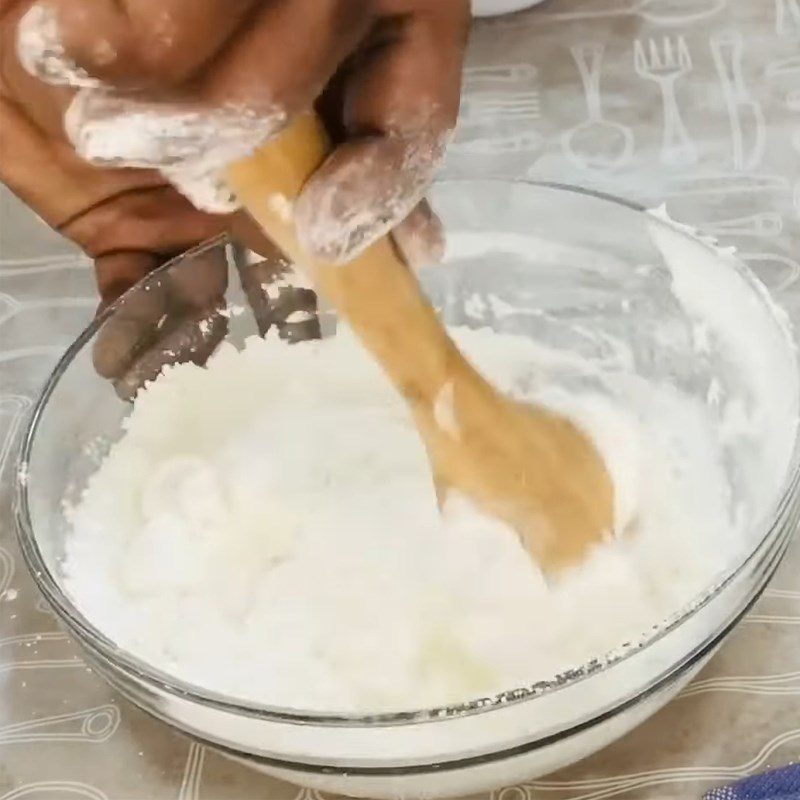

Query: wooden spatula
<box><xmin>227</xmin><ymin>113</ymin><xmax>614</xmax><ymax>575</ymax></box>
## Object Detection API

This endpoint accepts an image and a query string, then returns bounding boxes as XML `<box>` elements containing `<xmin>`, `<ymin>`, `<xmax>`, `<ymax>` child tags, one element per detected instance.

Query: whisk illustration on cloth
<box><xmin>703</xmin><ymin>764</ymin><xmax>800</xmax><ymax>800</ymax></box>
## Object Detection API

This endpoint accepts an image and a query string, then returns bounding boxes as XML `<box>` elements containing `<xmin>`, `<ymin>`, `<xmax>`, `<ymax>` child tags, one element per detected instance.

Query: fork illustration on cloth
<box><xmin>634</xmin><ymin>36</ymin><xmax>698</xmax><ymax>166</ymax></box>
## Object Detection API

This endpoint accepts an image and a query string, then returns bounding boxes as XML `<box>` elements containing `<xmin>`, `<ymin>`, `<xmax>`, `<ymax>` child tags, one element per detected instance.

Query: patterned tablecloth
<box><xmin>2</xmin><ymin>1</ymin><xmax>800</xmax><ymax>798</ymax></box>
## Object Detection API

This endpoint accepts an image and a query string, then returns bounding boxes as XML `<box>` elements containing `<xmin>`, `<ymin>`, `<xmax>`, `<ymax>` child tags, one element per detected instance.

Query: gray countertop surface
<box><xmin>2</xmin><ymin>1</ymin><xmax>800</xmax><ymax>798</ymax></box>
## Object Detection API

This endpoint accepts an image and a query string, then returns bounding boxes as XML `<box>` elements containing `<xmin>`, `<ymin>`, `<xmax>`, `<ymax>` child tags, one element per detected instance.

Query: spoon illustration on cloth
<box><xmin>562</xmin><ymin>44</ymin><xmax>635</xmax><ymax>171</ymax></box>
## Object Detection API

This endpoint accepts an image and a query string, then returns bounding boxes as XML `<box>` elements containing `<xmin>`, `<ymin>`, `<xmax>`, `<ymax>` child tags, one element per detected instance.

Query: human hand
<box><xmin>2</xmin><ymin>0</ymin><xmax>469</xmax><ymax>307</ymax></box>
<box><xmin>92</xmin><ymin>235</ymin><xmax>322</xmax><ymax>401</ymax></box>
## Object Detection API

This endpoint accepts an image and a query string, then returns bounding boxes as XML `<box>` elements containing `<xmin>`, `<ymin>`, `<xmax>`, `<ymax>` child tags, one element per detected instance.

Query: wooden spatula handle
<box><xmin>227</xmin><ymin>113</ymin><xmax>464</xmax><ymax>408</ymax></box>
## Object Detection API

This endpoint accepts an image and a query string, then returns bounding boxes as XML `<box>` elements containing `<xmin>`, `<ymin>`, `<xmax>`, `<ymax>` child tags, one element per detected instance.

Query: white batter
<box><xmin>63</xmin><ymin>219</ymin><xmax>798</xmax><ymax>714</ymax></box>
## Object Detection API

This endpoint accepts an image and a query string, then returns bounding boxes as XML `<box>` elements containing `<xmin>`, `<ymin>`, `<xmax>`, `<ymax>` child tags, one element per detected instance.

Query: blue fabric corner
<box><xmin>703</xmin><ymin>765</ymin><xmax>800</xmax><ymax>800</ymax></box>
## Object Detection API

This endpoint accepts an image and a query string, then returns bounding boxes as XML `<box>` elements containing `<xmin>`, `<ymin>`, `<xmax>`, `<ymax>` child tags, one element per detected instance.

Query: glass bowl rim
<box><xmin>14</xmin><ymin>178</ymin><xmax>800</xmax><ymax>729</ymax></box>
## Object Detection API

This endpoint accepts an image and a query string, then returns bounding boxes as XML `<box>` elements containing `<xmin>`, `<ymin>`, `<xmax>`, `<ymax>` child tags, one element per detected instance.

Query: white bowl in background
<box><xmin>472</xmin><ymin>0</ymin><xmax>548</xmax><ymax>17</ymax></box>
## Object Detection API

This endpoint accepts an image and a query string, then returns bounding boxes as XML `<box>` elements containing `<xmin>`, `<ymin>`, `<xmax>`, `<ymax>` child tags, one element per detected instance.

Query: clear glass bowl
<box><xmin>16</xmin><ymin>181</ymin><xmax>800</xmax><ymax>799</ymax></box>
